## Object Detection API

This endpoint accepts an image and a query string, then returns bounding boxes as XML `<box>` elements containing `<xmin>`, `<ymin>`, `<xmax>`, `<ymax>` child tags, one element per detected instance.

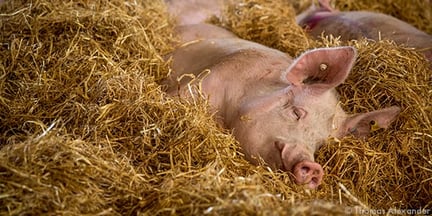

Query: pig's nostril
<box><xmin>300</xmin><ymin>165</ymin><xmax>311</xmax><ymax>175</ymax></box>
<box><xmin>310</xmin><ymin>176</ymin><xmax>320</xmax><ymax>187</ymax></box>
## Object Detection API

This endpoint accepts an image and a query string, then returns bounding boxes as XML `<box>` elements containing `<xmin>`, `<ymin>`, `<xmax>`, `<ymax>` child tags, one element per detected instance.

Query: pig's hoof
<box><xmin>293</xmin><ymin>160</ymin><xmax>324</xmax><ymax>189</ymax></box>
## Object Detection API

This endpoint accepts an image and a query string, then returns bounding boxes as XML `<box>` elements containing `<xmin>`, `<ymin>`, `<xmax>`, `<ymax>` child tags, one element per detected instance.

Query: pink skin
<box><xmin>165</xmin><ymin>0</ymin><xmax>401</xmax><ymax>189</ymax></box>
<box><xmin>165</xmin><ymin>0</ymin><xmax>226</xmax><ymax>25</ymax></box>
<box><xmin>297</xmin><ymin>0</ymin><xmax>432</xmax><ymax>63</ymax></box>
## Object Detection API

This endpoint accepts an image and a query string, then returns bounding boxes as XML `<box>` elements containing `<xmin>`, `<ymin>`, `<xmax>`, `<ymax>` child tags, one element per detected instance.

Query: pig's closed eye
<box><xmin>293</xmin><ymin>107</ymin><xmax>306</xmax><ymax>121</ymax></box>
<box><xmin>281</xmin><ymin>104</ymin><xmax>305</xmax><ymax>121</ymax></box>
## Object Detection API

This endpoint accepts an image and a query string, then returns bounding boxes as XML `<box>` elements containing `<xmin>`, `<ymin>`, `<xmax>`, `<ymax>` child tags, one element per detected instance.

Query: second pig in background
<box><xmin>296</xmin><ymin>0</ymin><xmax>432</xmax><ymax>62</ymax></box>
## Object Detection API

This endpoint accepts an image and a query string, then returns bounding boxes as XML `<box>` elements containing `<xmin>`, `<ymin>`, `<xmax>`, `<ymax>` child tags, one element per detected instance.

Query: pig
<box><xmin>296</xmin><ymin>0</ymin><xmax>432</xmax><ymax>62</ymax></box>
<box><xmin>165</xmin><ymin>0</ymin><xmax>401</xmax><ymax>189</ymax></box>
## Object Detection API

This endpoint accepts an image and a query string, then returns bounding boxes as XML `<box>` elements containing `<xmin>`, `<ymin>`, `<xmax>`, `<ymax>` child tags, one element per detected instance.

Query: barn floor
<box><xmin>0</xmin><ymin>0</ymin><xmax>431</xmax><ymax>215</ymax></box>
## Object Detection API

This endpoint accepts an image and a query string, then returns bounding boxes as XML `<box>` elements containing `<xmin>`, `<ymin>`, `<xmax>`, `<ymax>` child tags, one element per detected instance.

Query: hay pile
<box><xmin>0</xmin><ymin>0</ymin><xmax>431</xmax><ymax>215</ymax></box>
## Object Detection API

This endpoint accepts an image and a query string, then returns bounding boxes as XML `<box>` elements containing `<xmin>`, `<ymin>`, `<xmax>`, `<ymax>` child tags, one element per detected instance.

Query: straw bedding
<box><xmin>0</xmin><ymin>0</ymin><xmax>431</xmax><ymax>215</ymax></box>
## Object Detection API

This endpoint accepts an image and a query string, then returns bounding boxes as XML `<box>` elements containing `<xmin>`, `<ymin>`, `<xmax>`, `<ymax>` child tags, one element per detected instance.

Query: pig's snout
<box><xmin>293</xmin><ymin>160</ymin><xmax>323</xmax><ymax>189</ymax></box>
<box><xmin>276</xmin><ymin>141</ymin><xmax>324</xmax><ymax>189</ymax></box>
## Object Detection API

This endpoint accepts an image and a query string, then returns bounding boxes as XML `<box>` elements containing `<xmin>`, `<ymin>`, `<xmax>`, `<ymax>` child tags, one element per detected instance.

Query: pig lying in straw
<box><xmin>296</xmin><ymin>0</ymin><xmax>432</xmax><ymax>62</ymax></box>
<box><xmin>165</xmin><ymin>0</ymin><xmax>400</xmax><ymax>189</ymax></box>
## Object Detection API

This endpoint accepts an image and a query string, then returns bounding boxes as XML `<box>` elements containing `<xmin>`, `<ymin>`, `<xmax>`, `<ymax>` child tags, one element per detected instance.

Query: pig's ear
<box><xmin>336</xmin><ymin>106</ymin><xmax>401</xmax><ymax>138</ymax></box>
<box><xmin>285</xmin><ymin>46</ymin><xmax>357</xmax><ymax>94</ymax></box>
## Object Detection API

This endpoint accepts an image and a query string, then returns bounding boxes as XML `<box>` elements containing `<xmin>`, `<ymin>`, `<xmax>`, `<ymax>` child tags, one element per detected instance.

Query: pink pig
<box><xmin>165</xmin><ymin>0</ymin><xmax>400</xmax><ymax>189</ymax></box>
<box><xmin>296</xmin><ymin>0</ymin><xmax>432</xmax><ymax>62</ymax></box>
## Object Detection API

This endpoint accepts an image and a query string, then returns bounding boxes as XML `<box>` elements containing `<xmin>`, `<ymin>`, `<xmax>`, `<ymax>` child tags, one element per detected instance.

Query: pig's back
<box><xmin>342</xmin><ymin>11</ymin><xmax>432</xmax><ymax>48</ymax></box>
<box><xmin>170</xmin><ymin>38</ymin><xmax>288</xmax><ymax>77</ymax></box>
<box><xmin>310</xmin><ymin>11</ymin><xmax>432</xmax><ymax>49</ymax></box>
<box><xmin>165</xmin><ymin>37</ymin><xmax>291</xmax><ymax>94</ymax></box>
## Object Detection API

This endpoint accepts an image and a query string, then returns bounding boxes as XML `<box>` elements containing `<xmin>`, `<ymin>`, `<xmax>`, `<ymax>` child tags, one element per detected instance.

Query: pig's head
<box><xmin>228</xmin><ymin>46</ymin><xmax>400</xmax><ymax>189</ymax></box>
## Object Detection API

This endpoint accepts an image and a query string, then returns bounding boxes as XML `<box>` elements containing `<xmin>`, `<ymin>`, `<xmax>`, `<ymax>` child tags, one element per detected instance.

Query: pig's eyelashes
<box><xmin>282</xmin><ymin>101</ymin><xmax>290</xmax><ymax>109</ymax></box>
<box><xmin>279</xmin><ymin>91</ymin><xmax>305</xmax><ymax>121</ymax></box>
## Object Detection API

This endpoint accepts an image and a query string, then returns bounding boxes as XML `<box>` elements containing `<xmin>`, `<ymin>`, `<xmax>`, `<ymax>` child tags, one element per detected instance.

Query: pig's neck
<box><xmin>206</xmin><ymin>49</ymin><xmax>293</xmax><ymax>127</ymax></box>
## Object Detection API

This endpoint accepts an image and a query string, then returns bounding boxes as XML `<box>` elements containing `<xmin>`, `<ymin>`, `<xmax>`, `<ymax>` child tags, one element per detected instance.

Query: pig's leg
<box><xmin>165</xmin><ymin>0</ymin><xmax>237</xmax><ymax>43</ymax></box>
<box><xmin>165</xmin><ymin>0</ymin><xmax>224</xmax><ymax>25</ymax></box>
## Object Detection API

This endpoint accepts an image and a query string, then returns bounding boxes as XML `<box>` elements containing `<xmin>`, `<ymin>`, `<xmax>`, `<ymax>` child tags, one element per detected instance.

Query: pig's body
<box><xmin>297</xmin><ymin>1</ymin><xmax>432</xmax><ymax>62</ymax></box>
<box><xmin>165</xmin><ymin>0</ymin><xmax>400</xmax><ymax>189</ymax></box>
